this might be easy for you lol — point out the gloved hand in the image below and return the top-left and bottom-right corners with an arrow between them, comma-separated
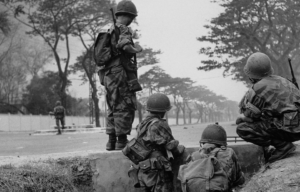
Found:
236,117 -> 254,125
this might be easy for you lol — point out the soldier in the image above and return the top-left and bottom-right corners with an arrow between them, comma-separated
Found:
53,101 -> 65,135
236,52 -> 300,163
125,93 -> 185,192
179,124 -> 245,192
104,0 -> 143,151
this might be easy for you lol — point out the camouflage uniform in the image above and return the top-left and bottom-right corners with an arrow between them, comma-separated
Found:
103,23 -> 137,136
237,75 -> 300,146
136,113 -> 175,192
187,143 -> 245,191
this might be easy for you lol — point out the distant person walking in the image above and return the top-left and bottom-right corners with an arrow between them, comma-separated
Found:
52,101 -> 65,135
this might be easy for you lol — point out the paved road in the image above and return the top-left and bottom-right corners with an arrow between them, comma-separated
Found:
0,121 -> 239,157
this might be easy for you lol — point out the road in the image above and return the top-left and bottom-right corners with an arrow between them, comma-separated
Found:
0,121 -> 240,157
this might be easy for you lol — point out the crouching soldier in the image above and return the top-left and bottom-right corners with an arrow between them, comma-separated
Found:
178,123 -> 245,192
123,93 -> 185,192
236,52 -> 300,164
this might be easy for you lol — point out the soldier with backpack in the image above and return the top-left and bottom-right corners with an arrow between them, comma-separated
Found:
52,101 -> 65,135
94,0 -> 143,151
123,93 -> 185,192
178,123 -> 245,192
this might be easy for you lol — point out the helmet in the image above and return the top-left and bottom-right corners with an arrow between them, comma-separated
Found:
146,93 -> 172,112
56,101 -> 61,106
115,1 -> 138,17
200,124 -> 227,146
244,52 -> 274,79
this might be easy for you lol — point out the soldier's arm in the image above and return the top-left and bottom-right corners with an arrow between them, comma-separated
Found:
116,24 -> 143,53
230,151 -> 245,188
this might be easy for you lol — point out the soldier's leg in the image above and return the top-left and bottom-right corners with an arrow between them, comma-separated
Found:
237,121 -> 296,163
56,119 -> 61,135
115,110 -> 135,150
104,71 -> 120,150
106,109 -> 117,151
236,121 -> 272,146
105,67 -> 137,150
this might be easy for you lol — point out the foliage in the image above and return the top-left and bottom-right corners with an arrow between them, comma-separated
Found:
22,71 -> 88,115
198,0 -> 300,84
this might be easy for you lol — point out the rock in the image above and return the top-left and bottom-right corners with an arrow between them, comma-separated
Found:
183,127 -> 188,129
241,144 -> 300,192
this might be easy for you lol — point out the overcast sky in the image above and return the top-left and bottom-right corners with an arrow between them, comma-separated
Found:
68,0 -> 248,102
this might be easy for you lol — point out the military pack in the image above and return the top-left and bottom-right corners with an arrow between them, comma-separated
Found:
178,148 -> 229,192
122,118 -> 159,164
93,30 -> 113,67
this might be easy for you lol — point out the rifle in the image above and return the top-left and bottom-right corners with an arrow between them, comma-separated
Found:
288,58 -> 299,89
109,8 -> 120,44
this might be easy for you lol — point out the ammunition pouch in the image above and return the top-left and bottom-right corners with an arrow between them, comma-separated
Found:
127,79 -> 143,92
122,138 -> 152,165
282,111 -> 299,127
128,165 -> 140,188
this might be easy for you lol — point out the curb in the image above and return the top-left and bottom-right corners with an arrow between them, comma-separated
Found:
32,127 -> 106,135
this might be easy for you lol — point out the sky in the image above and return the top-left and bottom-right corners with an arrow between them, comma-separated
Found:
68,0 -> 249,102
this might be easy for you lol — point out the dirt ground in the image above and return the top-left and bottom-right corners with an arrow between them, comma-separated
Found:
0,121 -> 241,166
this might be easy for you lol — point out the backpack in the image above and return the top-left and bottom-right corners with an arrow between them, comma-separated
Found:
178,148 -> 229,192
93,30 -> 113,67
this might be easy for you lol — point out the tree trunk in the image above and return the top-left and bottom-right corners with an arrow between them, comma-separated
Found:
92,86 -> 100,127
176,108 -> 180,125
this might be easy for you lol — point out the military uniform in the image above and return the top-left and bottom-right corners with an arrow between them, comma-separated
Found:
237,75 -> 300,147
187,143 -> 245,191
136,113 -> 175,192
103,1 -> 141,150
237,52 -> 300,163
53,103 -> 65,135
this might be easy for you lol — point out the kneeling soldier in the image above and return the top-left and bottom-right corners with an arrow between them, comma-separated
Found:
123,93 -> 185,192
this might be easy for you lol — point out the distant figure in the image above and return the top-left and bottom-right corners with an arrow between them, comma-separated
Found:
237,52 -> 300,163
53,101 -> 65,135
178,124 -> 245,192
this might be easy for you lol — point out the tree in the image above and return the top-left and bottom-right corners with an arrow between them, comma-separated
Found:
139,66 -> 171,94
188,85 -> 214,123
198,0 -> 300,84
8,0 -> 113,107
22,71 -> 82,115
165,77 -> 194,125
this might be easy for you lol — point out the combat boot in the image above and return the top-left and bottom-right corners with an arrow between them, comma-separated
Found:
267,140 -> 296,163
116,135 -> 128,150
106,134 -> 117,151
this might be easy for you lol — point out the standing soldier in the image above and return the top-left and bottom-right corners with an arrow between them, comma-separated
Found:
236,52 -> 300,163
104,0 -> 143,151
123,93 -> 185,192
53,101 -> 65,135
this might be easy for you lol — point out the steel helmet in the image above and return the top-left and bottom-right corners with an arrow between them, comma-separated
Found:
146,93 -> 172,112
115,1 -> 138,17
56,101 -> 61,106
200,123 -> 227,146
244,52 -> 274,79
